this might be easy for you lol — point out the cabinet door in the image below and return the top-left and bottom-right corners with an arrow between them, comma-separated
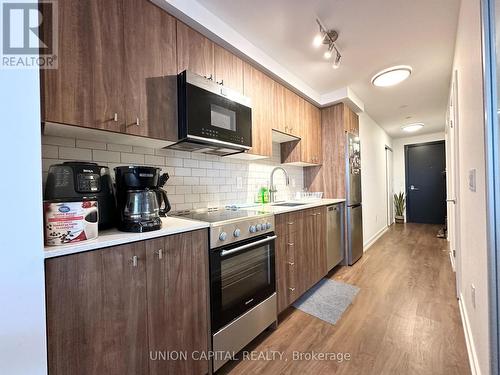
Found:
243,63 -> 273,157
146,230 -> 209,375
214,44 -> 244,92
42,0 -> 125,131
123,0 -> 178,140
177,21 -> 214,78
284,88 -> 300,136
46,242 -> 148,375
343,103 -> 359,135
310,105 -> 322,164
272,82 -> 287,133
313,207 -> 327,281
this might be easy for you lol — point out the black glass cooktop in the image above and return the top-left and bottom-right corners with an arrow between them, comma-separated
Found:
171,208 -> 268,223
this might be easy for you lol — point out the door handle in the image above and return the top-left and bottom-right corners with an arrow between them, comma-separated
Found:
410,185 -> 419,191
220,235 -> 277,257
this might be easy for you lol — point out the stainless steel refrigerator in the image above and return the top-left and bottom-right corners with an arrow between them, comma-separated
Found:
346,133 -> 363,265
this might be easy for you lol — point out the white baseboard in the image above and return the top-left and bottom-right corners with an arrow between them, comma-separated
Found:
449,251 -> 456,272
458,293 -> 481,375
363,225 -> 389,252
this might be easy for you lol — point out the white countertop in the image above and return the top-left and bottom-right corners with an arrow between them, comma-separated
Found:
44,217 -> 209,259
240,198 -> 346,215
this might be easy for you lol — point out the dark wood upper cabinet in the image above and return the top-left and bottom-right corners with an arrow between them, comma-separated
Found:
46,242 -> 149,375
42,0 -> 126,132
214,44 -> 244,92
123,0 -> 178,140
243,62 -> 273,158
176,21 -> 215,77
304,103 -> 358,197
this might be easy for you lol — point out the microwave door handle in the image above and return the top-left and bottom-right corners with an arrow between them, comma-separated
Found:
220,235 -> 277,257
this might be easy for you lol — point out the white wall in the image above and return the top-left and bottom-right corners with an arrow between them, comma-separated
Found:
359,113 -> 393,248
0,7 -> 48,374
392,132 -> 445,219
42,139 -> 304,210
452,0 -> 490,373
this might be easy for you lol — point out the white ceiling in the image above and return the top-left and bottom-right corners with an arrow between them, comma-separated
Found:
195,0 -> 460,138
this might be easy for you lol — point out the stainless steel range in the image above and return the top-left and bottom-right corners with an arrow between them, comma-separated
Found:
171,208 -> 277,372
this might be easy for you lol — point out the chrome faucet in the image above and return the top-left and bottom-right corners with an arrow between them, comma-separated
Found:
269,167 -> 290,203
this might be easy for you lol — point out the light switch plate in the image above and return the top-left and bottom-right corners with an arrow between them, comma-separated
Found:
468,169 -> 476,192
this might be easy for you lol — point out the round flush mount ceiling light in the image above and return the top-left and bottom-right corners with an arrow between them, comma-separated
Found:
372,65 -> 412,87
401,123 -> 424,133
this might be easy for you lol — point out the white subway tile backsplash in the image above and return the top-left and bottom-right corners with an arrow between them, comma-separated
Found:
42,145 -> 58,159
92,150 -> 120,163
183,177 -> 200,185
174,167 -> 191,177
191,168 -> 207,177
175,186 -> 192,195
132,146 -> 155,155
108,143 -> 133,152
59,147 -> 92,160
183,159 -> 199,168
121,152 -> 144,164
76,139 -> 107,150
145,154 -> 165,166
42,135 -> 75,147
185,194 -> 200,203
41,138 -> 304,211
166,157 -> 183,167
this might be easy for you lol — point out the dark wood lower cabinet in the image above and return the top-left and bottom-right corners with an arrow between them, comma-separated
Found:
45,229 -> 209,375
275,207 -> 327,314
146,230 -> 208,375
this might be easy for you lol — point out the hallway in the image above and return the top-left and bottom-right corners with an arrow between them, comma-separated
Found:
222,224 -> 470,375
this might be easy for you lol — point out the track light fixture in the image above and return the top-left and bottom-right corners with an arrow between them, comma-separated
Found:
313,18 -> 342,69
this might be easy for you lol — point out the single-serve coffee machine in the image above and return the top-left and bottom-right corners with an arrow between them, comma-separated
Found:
114,166 -> 171,232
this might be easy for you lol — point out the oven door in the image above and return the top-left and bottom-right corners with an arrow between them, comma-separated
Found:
179,71 -> 252,148
210,234 -> 276,332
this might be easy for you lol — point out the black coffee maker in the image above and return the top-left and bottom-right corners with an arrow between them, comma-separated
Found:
114,166 -> 171,232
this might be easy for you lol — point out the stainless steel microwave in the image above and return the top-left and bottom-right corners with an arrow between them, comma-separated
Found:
168,70 -> 252,156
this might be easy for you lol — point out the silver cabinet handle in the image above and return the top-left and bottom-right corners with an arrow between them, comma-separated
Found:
287,242 -> 295,246
156,249 -> 163,260
204,74 -> 213,81
221,235 -> 277,257
136,117 -> 140,126
287,222 -> 295,225
131,255 -> 138,267
410,185 -> 419,191
288,287 -> 296,292
216,79 -> 224,85
288,262 -> 295,266
113,113 -> 118,122
316,212 -> 322,216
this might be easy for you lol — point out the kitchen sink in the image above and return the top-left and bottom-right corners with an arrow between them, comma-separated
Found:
272,202 -> 308,207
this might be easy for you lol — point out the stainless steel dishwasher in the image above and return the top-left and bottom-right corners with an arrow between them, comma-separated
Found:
326,203 -> 345,271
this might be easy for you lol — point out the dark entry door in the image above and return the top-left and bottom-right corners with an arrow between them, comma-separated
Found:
405,141 -> 446,224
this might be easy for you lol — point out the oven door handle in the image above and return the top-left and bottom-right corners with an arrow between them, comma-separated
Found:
220,235 -> 277,257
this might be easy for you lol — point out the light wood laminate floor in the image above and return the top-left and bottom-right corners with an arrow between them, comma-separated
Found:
221,223 -> 470,375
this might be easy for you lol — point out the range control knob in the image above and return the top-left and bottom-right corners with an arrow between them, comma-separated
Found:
233,228 -> 241,237
219,232 -> 227,241
249,225 -> 257,233
256,224 -> 262,232
266,222 -> 272,230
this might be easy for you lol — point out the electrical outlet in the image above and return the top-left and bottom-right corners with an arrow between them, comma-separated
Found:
236,177 -> 243,189
471,284 -> 476,309
469,169 -> 476,192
